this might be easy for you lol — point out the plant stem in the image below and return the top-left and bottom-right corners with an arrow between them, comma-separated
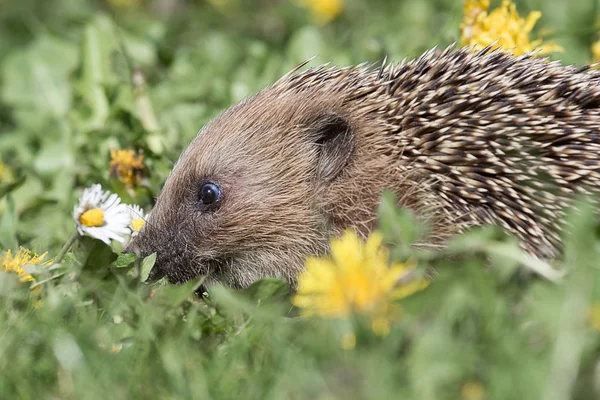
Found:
133,69 -> 160,132
55,232 -> 79,263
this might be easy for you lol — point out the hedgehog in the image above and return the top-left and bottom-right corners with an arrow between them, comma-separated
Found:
128,45 -> 600,289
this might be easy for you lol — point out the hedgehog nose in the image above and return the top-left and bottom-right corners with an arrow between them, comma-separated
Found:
124,240 -> 167,282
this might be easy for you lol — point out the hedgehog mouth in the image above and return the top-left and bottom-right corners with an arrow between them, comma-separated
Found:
146,255 -> 224,287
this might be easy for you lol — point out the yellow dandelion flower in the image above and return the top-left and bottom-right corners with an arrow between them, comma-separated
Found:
462,0 -> 490,25
109,149 -> 145,188
292,230 -> 429,335
460,0 -> 563,56
297,0 -> 344,25
592,40 -> 600,63
1,247 -> 52,282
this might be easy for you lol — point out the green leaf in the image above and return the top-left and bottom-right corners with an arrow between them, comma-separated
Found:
541,198 -> 600,400
146,133 -> 166,155
33,140 -> 76,178
1,35 -> 78,117
76,237 -> 118,272
377,190 -> 426,256
150,278 -> 203,307
0,272 -> 22,300
0,175 -> 25,201
239,278 -> 290,304
0,196 -> 18,250
447,227 -> 564,282
140,252 -> 156,282
80,19 -> 112,129
110,252 -> 137,268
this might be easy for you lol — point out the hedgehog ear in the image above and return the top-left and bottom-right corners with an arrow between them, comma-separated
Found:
310,112 -> 355,181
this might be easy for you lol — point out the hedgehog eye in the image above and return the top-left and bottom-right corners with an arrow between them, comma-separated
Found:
199,182 -> 221,206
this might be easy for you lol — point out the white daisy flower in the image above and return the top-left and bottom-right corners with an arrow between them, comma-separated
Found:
73,184 -> 132,244
127,204 -> 150,236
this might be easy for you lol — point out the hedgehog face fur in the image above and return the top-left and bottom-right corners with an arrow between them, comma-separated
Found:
128,46 -> 600,289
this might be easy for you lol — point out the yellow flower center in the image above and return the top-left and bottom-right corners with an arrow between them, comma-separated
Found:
80,208 -> 105,227
131,218 -> 145,232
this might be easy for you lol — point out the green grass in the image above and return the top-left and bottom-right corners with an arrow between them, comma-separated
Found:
1,0 -> 600,398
